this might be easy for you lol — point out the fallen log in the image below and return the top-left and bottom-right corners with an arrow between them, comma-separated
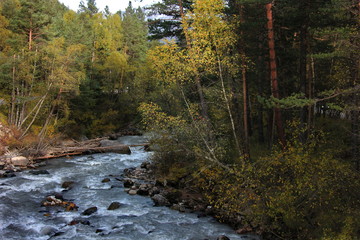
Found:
32,144 -> 132,161
31,143 -> 150,161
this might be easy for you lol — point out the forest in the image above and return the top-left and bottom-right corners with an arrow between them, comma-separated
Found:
0,0 -> 359,239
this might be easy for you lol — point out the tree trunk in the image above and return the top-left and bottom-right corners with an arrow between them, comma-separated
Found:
299,0 -> 310,142
178,0 -> 209,120
239,5 -> 250,158
266,2 -> 286,147
9,54 -> 16,125
257,41 -> 266,144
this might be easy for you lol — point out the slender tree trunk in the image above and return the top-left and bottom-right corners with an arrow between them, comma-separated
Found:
266,2 -> 286,147
299,0 -> 310,142
257,41 -> 265,143
9,54 -> 16,125
178,0 -> 209,120
239,5 -> 250,158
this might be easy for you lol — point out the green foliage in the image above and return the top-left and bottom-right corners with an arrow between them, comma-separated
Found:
198,122 -> 360,239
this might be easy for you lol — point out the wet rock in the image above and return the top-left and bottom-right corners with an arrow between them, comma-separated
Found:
217,235 -> 230,240
171,204 -> 186,212
11,156 -> 29,167
1,170 -> 16,178
137,184 -> 150,196
107,202 -> 121,210
123,179 -> 134,188
29,170 -> 50,175
82,207 -> 98,216
61,181 -> 74,189
96,229 -> 104,233
53,232 -> 65,237
42,194 -> 78,211
128,189 -> 138,195
54,193 -> 64,201
101,178 -> 110,183
149,186 -> 160,196
151,194 -> 170,206
69,218 -> 90,226
0,162 -> 5,170
140,161 -> 151,169
40,226 -> 58,236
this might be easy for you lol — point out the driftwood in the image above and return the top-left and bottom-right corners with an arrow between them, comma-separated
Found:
31,143 -> 149,161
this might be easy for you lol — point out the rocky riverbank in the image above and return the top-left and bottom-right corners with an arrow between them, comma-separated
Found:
0,129 -> 142,178
122,161 -> 256,237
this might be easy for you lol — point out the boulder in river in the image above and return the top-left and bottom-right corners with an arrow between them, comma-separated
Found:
217,235 -> 230,240
107,202 -> 121,210
137,184 -> 150,196
82,206 -> 98,216
61,181 -> 75,189
123,179 -> 134,188
101,178 -> 110,183
128,189 -> 138,195
151,194 -> 170,206
29,170 -> 50,175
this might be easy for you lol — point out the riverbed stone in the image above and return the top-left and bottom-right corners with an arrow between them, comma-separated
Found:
137,184 -> 150,196
123,179 -> 134,188
11,156 -> 29,167
107,202 -> 121,210
61,181 -> 75,189
101,178 -> 110,183
217,235 -> 230,240
82,207 -> 98,216
29,170 -> 50,175
128,189 -> 138,195
151,194 -> 170,206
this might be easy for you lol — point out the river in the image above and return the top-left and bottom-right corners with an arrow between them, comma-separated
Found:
0,136 -> 259,240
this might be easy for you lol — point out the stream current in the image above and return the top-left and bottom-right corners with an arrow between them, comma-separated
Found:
0,136 -> 259,240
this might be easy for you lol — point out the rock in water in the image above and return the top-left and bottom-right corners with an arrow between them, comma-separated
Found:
29,170 -> 50,175
82,207 -> 98,216
101,178 -> 110,183
217,236 -> 230,240
151,194 -> 170,206
123,179 -> 134,188
61,181 -> 75,189
128,189 -> 138,195
107,202 -> 121,210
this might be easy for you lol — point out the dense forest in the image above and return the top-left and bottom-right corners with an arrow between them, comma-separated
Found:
0,0 -> 359,239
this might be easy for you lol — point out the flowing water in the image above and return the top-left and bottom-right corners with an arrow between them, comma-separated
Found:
0,136 -> 259,240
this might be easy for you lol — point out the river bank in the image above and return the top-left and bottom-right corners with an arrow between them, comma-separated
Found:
0,128 -> 142,178
0,135 -> 256,240
121,161 -> 258,237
